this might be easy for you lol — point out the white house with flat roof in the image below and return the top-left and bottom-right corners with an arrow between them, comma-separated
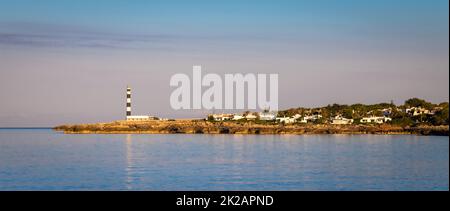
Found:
360,116 -> 392,124
301,114 -> 322,123
259,111 -> 277,121
276,116 -> 296,124
331,115 -> 354,125
209,114 -> 233,121
245,113 -> 258,120
232,114 -> 244,120
406,107 -> 431,116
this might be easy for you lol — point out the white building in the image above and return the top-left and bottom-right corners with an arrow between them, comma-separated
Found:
126,115 -> 156,121
276,116 -> 296,124
360,116 -> 392,124
210,114 -> 233,121
302,114 -> 323,123
245,113 -> 258,120
232,114 -> 244,121
259,111 -> 277,121
331,115 -> 354,125
406,107 -> 431,116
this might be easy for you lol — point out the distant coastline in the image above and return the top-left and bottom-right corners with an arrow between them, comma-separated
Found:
54,120 -> 449,136
0,127 -> 53,130
56,97 -> 449,136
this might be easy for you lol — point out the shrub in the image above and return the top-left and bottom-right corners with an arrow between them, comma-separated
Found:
219,127 -> 230,134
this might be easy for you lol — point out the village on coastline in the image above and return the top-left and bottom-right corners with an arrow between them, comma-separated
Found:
124,85 -> 447,127
205,99 -> 448,127
125,101 -> 446,126
55,87 -> 449,135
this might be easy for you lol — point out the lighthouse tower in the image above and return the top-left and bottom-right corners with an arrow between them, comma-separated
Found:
125,86 -> 153,121
126,86 -> 131,118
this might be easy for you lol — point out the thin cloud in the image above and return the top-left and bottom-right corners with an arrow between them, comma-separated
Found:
0,22 -> 177,50
0,21 -> 273,50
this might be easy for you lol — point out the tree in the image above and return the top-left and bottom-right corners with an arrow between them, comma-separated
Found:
405,98 -> 432,109
372,110 -> 384,117
343,109 -> 353,119
391,110 -> 414,126
392,116 -> 415,126
431,106 -> 449,125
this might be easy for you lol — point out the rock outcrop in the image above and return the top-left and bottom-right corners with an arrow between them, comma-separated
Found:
54,120 -> 449,136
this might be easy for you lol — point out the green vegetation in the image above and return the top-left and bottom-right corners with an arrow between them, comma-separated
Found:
405,98 -> 433,109
55,98 -> 447,137
277,98 -> 448,126
55,98 -> 449,136
205,98 -> 448,127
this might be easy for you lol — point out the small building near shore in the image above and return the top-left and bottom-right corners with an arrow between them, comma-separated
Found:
126,115 -> 157,121
210,114 -> 233,121
232,114 -> 244,120
360,116 -> 392,124
301,114 -> 323,123
245,113 -> 258,120
406,107 -> 432,116
276,116 -> 296,124
259,111 -> 277,121
331,115 -> 354,125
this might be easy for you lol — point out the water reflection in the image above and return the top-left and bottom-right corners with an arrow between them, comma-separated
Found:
118,134 -> 449,190
125,134 -> 132,190
3,130 -> 445,190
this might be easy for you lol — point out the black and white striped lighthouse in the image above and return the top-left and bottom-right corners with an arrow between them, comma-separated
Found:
126,86 -> 131,118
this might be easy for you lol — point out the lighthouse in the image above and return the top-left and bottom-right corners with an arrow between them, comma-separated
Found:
125,86 -> 154,121
126,86 -> 132,117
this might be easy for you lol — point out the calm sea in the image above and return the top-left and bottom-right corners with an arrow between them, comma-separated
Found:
0,129 -> 448,191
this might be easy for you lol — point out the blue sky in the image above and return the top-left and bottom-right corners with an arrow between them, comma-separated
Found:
0,0 -> 448,126
2,0 -> 448,40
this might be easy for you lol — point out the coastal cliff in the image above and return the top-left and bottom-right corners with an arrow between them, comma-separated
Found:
54,120 -> 449,136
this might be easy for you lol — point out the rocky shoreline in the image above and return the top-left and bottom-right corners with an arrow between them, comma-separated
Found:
54,120 -> 449,136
